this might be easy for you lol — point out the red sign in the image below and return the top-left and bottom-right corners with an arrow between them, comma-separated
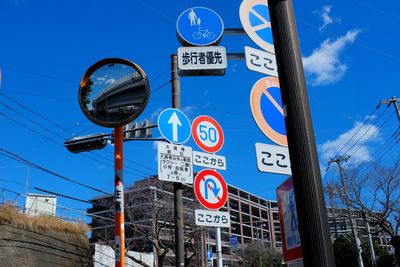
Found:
192,115 -> 224,153
194,169 -> 228,210
276,177 -> 303,263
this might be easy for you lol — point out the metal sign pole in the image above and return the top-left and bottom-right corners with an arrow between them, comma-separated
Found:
216,227 -> 222,267
114,126 -> 125,267
268,0 -> 335,265
171,54 -> 185,267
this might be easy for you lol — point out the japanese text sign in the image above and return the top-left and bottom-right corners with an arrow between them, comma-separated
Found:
158,142 -> 193,184
245,46 -> 278,77
255,143 -> 291,175
195,209 -> 231,227
193,150 -> 226,170
178,46 -> 227,70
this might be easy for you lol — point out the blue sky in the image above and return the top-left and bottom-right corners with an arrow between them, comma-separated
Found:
0,0 -> 399,218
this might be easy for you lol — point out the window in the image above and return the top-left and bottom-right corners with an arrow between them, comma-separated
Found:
251,206 -> 260,217
241,203 -> 250,214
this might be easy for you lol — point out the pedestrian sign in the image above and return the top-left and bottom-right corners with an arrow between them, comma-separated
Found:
207,249 -> 213,260
250,77 -> 288,147
277,177 -> 302,262
192,115 -> 224,153
176,7 -> 224,46
194,169 -> 228,210
230,236 -> 238,250
158,108 -> 191,144
239,0 -> 275,54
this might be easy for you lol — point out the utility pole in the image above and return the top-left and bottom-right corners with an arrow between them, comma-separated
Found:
379,96 -> 400,123
329,155 -> 364,267
114,126 -> 125,267
171,54 -> 185,267
268,0 -> 335,265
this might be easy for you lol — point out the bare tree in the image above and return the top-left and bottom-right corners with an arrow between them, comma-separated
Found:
336,158 -> 400,265
91,177 -> 200,267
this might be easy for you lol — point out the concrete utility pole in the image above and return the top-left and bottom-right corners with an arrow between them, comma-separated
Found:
329,155 -> 364,267
379,96 -> 400,123
171,54 -> 185,267
268,0 -> 335,265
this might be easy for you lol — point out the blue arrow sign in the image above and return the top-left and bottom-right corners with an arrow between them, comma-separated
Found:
176,7 -> 224,46
204,178 -> 220,199
158,108 -> 191,144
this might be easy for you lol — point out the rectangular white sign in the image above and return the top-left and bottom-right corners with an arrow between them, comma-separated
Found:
195,209 -> 231,228
192,151 -> 226,170
255,143 -> 291,175
158,142 -> 193,184
245,46 -> 278,77
178,46 -> 227,70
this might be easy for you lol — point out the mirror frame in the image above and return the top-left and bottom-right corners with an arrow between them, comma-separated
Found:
78,58 -> 150,128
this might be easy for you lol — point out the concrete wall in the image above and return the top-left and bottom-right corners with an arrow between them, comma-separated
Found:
93,243 -> 154,267
0,223 -> 92,266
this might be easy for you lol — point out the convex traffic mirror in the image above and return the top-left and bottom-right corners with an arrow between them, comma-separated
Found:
78,58 -> 150,127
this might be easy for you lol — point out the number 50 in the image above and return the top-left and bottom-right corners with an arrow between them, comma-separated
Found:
199,124 -> 217,142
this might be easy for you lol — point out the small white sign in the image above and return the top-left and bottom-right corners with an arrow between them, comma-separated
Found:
178,46 -> 227,70
195,209 -> 231,228
255,143 -> 291,175
193,150 -> 226,170
158,142 -> 193,184
245,46 -> 278,77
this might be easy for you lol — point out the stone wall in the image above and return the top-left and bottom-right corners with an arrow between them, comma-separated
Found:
0,223 -> 92,266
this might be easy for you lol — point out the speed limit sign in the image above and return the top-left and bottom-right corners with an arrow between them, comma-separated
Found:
192,115 -> 224,153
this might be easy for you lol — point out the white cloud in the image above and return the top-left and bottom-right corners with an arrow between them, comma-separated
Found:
314,5 -> 341,31
302,29 -> 361,86
105,78 -> 116,84
319,121 -> 380,165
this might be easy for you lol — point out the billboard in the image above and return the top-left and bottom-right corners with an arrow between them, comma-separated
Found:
24,194 -> 57,216
277,177 -> 302,263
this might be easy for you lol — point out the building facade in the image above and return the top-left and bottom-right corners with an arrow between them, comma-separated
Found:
88,176 -> 282,266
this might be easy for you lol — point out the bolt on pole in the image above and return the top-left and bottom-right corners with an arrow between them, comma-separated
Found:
268,0 -> 336,265
114,126 -> 125,267
171,54 -> 185,267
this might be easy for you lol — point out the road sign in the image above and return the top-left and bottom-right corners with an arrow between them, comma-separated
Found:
230,236 -> 238,250
158,108 -> 191,144
176,7 -> 224,46
193,150 -> 226,170
206,250 -> 213,260
194,169 -> 228,210
178,46 -> 227,76
157,142 -> 193,184
245,46 -> 278,77
250,77 -> 288,146
255,143 -> 291,175
192,115 -> 224,153
195,209 -> 231,227
277,177 -> 303,263
239,0 -> 274,54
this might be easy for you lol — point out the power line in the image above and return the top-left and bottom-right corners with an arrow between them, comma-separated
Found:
334,106 -> 385,158
0,92 -> 75,134
348,111 -> 395,159
0,148 -> 111,196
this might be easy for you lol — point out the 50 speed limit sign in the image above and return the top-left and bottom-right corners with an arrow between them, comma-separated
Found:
192,115 -> 224,153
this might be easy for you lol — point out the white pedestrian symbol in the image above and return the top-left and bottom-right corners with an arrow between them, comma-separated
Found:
189,9 -> 198,26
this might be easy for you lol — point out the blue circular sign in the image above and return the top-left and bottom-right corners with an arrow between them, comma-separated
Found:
158,108 -> 191,144
176,7 -> 224,46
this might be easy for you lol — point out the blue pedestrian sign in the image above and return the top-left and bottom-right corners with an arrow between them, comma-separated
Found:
206,250 -> 213,260
176,7 -> 224,46
230,235 -> 239,250
158,108 -> 191,144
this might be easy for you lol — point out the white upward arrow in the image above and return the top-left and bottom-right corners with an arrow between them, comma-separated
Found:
168,112 -> 182,142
